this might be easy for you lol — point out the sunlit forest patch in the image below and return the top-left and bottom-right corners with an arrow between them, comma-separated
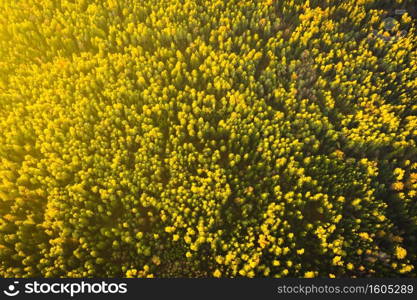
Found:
0,0 -> 416,278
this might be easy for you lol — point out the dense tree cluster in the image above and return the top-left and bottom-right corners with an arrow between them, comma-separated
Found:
0,0 -> 416,277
